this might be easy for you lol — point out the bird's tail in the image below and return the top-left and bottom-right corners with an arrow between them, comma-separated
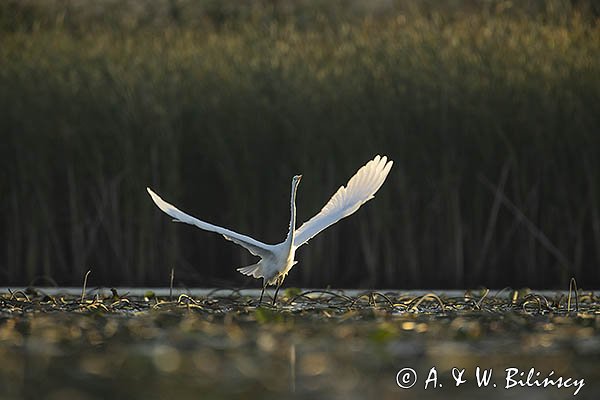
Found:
237,262 -> 263,279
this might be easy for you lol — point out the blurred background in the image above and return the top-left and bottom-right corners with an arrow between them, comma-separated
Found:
0,0 -> 598,289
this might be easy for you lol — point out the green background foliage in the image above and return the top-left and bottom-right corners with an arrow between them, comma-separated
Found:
0,0 -> 599,288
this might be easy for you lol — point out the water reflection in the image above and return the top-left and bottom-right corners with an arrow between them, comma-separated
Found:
0,289 -> 598,399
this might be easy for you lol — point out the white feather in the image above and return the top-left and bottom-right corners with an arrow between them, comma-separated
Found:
294,155 -> 393,247
147,155 -> 393,293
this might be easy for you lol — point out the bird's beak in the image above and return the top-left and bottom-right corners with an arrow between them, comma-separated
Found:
298,175 -> 302,182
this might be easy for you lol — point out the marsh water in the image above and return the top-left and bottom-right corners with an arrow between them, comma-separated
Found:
0,288 -> 598,399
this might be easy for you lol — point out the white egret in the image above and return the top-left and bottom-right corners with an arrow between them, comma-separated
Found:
147,155 -> 393,304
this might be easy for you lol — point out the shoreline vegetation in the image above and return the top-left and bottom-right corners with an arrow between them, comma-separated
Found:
0,287 -> 598,398
0,0 -> 599,288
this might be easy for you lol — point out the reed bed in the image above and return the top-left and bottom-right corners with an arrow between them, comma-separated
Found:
0,0 -> 599,288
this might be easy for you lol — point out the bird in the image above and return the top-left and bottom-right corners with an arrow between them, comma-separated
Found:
147,155 -> 393,305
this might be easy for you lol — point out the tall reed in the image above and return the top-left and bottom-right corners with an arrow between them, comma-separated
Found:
0,0 -> 598,288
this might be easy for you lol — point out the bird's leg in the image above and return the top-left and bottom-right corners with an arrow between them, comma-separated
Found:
272,284 -> 281,306
258,280 -> 266,305
272,276 -> 284,306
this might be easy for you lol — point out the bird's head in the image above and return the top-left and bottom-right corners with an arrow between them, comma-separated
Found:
293,174 -> 302,185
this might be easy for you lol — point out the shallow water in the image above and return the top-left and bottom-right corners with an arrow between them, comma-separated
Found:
0,288 -> 598,399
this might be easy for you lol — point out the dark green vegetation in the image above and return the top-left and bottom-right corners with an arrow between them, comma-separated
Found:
0,0 -> 599,287
0,288 -> 599,399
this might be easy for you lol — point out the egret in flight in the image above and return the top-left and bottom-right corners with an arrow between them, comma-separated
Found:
147,155 -> 393,305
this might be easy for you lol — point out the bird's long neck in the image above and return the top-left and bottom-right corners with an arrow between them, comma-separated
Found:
285,180 -> 299,246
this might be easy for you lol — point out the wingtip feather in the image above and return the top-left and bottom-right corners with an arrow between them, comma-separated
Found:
147,187 -> 159,200
146,187 -> 174,216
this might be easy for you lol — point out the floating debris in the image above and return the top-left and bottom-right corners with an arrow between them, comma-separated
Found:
0,288 -> 598,399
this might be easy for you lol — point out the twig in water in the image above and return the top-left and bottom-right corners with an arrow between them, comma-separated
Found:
568,277 -> 579,313
522,294 -> 550,314
475,288 -> 490,309
288,290 -> 353,305
409,293 -> 445,312
81,269 -> 92,303
7,288 -> 30,302
170,268 -> 175,302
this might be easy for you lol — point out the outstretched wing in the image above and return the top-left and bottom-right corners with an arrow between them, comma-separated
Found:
147,188 -> 274,258
293,155 -> 393,248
